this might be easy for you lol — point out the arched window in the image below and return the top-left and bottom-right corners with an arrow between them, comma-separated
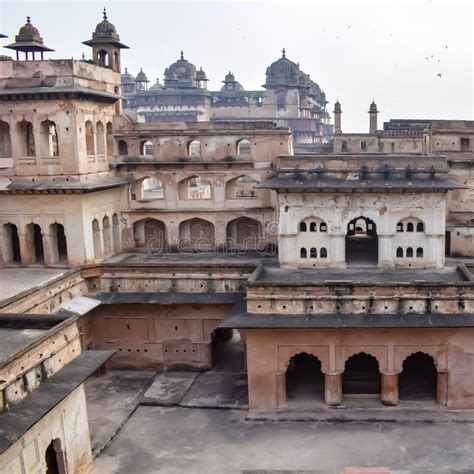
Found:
406,247 -> 414,258
396,222 -> 403,232
140,140 -> 153,156
97,50 -> 108,67
179,176 -> 212,200
396,247 -> 403,257
416,247 -> 424,258
0,121 -> 12,158
300,248 -> 307,259
102,216 -> 112,256
225,176 -> 258,199
361,141 -> 367,150
237,139 -> 251,155
2,223 -> 20,264
106,122 -> 114,155
299,222 -> 307,232
118,139 -> 128,156
310,247 -> 317,258
142,177 -> 163,199
96,121 -> 105,155
17,120 -> 35,156
416,222 -> 424,232
92,219 -> 101,259
188,140 -> 202,157
25,223 -> 44,264
85,120 -> 95,155
341,141 -> 348,152
406,222 -> 414,232
320,247 -> 327,258
112,213 -> 121,253
49,223 -> 68,264
320,222 -> 327,232
309,222 -> 317,232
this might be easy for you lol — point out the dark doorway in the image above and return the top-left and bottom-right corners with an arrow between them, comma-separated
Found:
345,217 -> 378,266
33,224 -> 44,263
445,231 -> 451,256
399,352 -> 437,400
286,353 -> 324,402
56,224 -> 68,263
211,328 -> 245,373
4,223 -> 21,263
343,353 -> 381,394
45,440 -> 59,474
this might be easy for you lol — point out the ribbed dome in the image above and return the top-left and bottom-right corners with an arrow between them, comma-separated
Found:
136,68 -> 149,82
17,17 -> 41,41
92,8 -> 119,40
164,51 -> 199,88
121,67 -> 136,85
264,49 -> 304,89
82,8 -> 128,49
5,16 -> 54,54
196,67 -> 208,81
221,71 -> 244,92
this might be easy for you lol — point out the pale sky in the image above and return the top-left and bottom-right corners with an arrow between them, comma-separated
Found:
1,0 -> 473,131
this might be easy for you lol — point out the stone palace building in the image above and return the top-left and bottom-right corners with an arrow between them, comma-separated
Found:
0,11 -> 473,474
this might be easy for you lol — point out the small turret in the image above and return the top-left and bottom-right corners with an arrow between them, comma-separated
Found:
369,100 -> 379,134
83,8 -> 129,72
5,17 -> 54,60
333,99 -> 342,134
136,68 -> 150,91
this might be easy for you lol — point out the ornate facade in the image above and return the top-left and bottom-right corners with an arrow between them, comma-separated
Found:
0,11 -> 474,474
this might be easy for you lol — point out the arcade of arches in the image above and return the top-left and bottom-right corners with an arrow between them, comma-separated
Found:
281,350 -> 440,408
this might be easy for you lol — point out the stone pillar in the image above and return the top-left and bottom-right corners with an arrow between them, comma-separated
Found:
324,373 -> 342,406
42,232 -> 53,266
437,371 -> 448,406
19,232 -> 32,265
381,373 -> 399,406
330,234 -> 346,269
377,235 -> 394,269
167,221 -> 179,253
214,218 -> 226,252
276,371 -> 286,407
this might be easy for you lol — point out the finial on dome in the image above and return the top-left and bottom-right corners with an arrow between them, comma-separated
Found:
103,7 -> 107,21
282,48 -> 286,58
26,16 -> 31,24
180,50 -> 184,60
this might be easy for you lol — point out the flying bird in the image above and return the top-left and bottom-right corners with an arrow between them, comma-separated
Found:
437,73 -> 443,78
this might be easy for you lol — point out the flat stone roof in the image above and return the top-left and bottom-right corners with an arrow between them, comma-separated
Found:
0,268 -> 66,305
221,312 -> 474,329
106,252 -> 277,267
0,350 -> 115,455
0,328 -> 46,365
253,266 -> 467,285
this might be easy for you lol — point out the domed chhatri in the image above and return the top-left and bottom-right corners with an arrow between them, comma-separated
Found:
83,8 -> 129,72
136,68 -> 149,83
164,51 -> 207,89
221,71 -> 245,92
264,48 -> 301,88
5,16 -> 54,60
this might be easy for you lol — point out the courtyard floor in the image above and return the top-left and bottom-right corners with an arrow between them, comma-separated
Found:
92,405 -> 474,474
88,336 -> 474,474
